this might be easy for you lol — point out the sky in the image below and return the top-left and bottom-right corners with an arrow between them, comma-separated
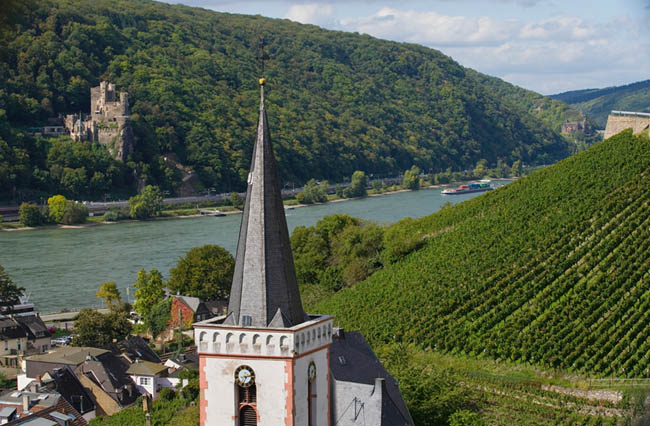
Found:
167,0 -> 650,95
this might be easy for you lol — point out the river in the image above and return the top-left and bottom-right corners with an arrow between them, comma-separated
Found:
0,181 -> 511,313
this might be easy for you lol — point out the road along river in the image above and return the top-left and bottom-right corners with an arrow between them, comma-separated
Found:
0,181 -> 511,312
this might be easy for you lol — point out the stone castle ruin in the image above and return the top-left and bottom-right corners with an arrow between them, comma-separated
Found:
604,110 -> 650,139
64,81 -> 134,161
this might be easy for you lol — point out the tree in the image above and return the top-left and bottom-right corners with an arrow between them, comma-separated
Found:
343,171 -> 367,198
495,159 -> 509,178
129,185 -> 163,219
62,201 -> 88,224
473,159 -> 488,177
73,307 -> 132,347
133,269 -> 165,318
145,298 -> 172,337
0,266 -> 24,313
48,195 -> 67,223
511,160 -> 523,177
97,281 -> 122,306
230,192 -> 244,210
167,245 -> 234,300
402,165 -> 421,190
18,203 -> 42,227
296,179 -> 328,204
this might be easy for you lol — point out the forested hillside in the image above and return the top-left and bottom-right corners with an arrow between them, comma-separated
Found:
551,80 -> 650,127
316,130 -> 650,378
0,0 -> 571,201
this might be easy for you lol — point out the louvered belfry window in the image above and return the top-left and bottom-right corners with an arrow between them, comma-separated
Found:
240,405 -> 257,426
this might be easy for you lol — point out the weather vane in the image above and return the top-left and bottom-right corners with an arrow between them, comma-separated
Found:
257,34 -> 268,86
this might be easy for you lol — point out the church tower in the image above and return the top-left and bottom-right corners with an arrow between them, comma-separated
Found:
194,79 -> 333,426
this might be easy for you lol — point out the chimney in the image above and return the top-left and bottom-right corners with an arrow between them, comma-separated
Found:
372,378 -> 386,398
22,394 -> 29,412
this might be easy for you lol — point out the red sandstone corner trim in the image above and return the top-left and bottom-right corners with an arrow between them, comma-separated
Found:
285,360 -> 294,426
326,348 -> 331,426
199,356 -> 208,426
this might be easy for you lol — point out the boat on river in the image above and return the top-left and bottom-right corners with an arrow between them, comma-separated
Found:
442,180 -> 493,195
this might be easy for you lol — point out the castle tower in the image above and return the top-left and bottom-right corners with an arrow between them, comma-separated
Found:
194,79 -> 333,426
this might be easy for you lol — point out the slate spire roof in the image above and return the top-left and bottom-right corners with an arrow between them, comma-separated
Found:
225,80 -> 307,328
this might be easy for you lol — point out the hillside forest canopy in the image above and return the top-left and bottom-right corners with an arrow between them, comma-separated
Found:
0,0 -> 583,202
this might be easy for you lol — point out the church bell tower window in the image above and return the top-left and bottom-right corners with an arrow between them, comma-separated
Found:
308,361 -> 317,426
235,365 -> 257,426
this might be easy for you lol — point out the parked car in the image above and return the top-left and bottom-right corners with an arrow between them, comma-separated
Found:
51,335 -> 73,346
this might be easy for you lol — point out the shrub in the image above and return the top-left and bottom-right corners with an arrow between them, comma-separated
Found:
230,192 -> 244,210
159,387 -> 176,402
297,179 -> 328,204
47,195 -> 67,223
62,201 -> 88,224
18,203 -> 42,226
103,209 -> 120,221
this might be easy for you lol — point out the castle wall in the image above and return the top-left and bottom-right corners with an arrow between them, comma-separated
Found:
604,114 -> 650,139
64,81 -> 133,161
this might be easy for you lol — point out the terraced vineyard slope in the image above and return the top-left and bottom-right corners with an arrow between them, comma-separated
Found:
317,130 -> 650,378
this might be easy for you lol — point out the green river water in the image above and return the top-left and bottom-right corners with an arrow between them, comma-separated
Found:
0,181 -> 511,312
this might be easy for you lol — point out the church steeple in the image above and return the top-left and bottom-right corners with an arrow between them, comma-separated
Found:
225,79 -> 307,328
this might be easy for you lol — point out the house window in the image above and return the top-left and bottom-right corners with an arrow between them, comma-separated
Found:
42,345 -> 48,353
139,377 -> 151,386
17,341 -> 21,350
4,341 -> 7,351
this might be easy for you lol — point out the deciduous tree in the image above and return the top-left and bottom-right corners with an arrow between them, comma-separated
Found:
133,269 -> 165,318
96,281 -> 122,306
167,245 -> 234,300
0,266 -> 24,313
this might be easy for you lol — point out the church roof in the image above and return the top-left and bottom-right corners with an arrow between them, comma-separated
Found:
330,330 -> 414,426
225,82 -> 306,328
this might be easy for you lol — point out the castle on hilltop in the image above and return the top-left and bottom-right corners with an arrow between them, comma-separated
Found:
64,81 -> 134,161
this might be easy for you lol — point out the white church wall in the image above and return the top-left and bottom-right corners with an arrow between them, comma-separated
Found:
331,380 -> 382,426
201,356 -> 291,426
293,347 -> 330,426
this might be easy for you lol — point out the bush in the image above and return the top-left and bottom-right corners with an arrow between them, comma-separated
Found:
449,410 -> 485,426
297,179 -> 328,204
61,201 -> 88,225
47,195 -> 67,223
158,387 -> 176,402
18,203 -> 42,226
102,209 -> 120,221
230,192 -> 244,210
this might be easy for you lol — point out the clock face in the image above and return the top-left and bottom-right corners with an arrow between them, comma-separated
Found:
235,365 -> 255,388
308,361 -> 316,382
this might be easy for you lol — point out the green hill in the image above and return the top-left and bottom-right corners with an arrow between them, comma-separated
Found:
0,0 -> 572,201
551,80 -> 650,128
316,130 -> 650,378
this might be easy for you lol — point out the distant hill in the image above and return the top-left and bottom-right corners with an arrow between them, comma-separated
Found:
317,130 -> 650,377
551,80 -> 650,128
0,0 -> 572,201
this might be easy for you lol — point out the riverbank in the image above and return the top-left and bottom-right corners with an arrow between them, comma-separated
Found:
1,178 -> 516,232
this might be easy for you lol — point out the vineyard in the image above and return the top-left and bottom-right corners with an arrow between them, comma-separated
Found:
316,130 -> 650,378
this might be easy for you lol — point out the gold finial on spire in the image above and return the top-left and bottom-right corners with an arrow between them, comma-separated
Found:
257,34 -> 268,86
259,77 -> 266,86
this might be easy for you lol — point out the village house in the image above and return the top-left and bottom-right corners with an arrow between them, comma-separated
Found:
170,296 -> 227,328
